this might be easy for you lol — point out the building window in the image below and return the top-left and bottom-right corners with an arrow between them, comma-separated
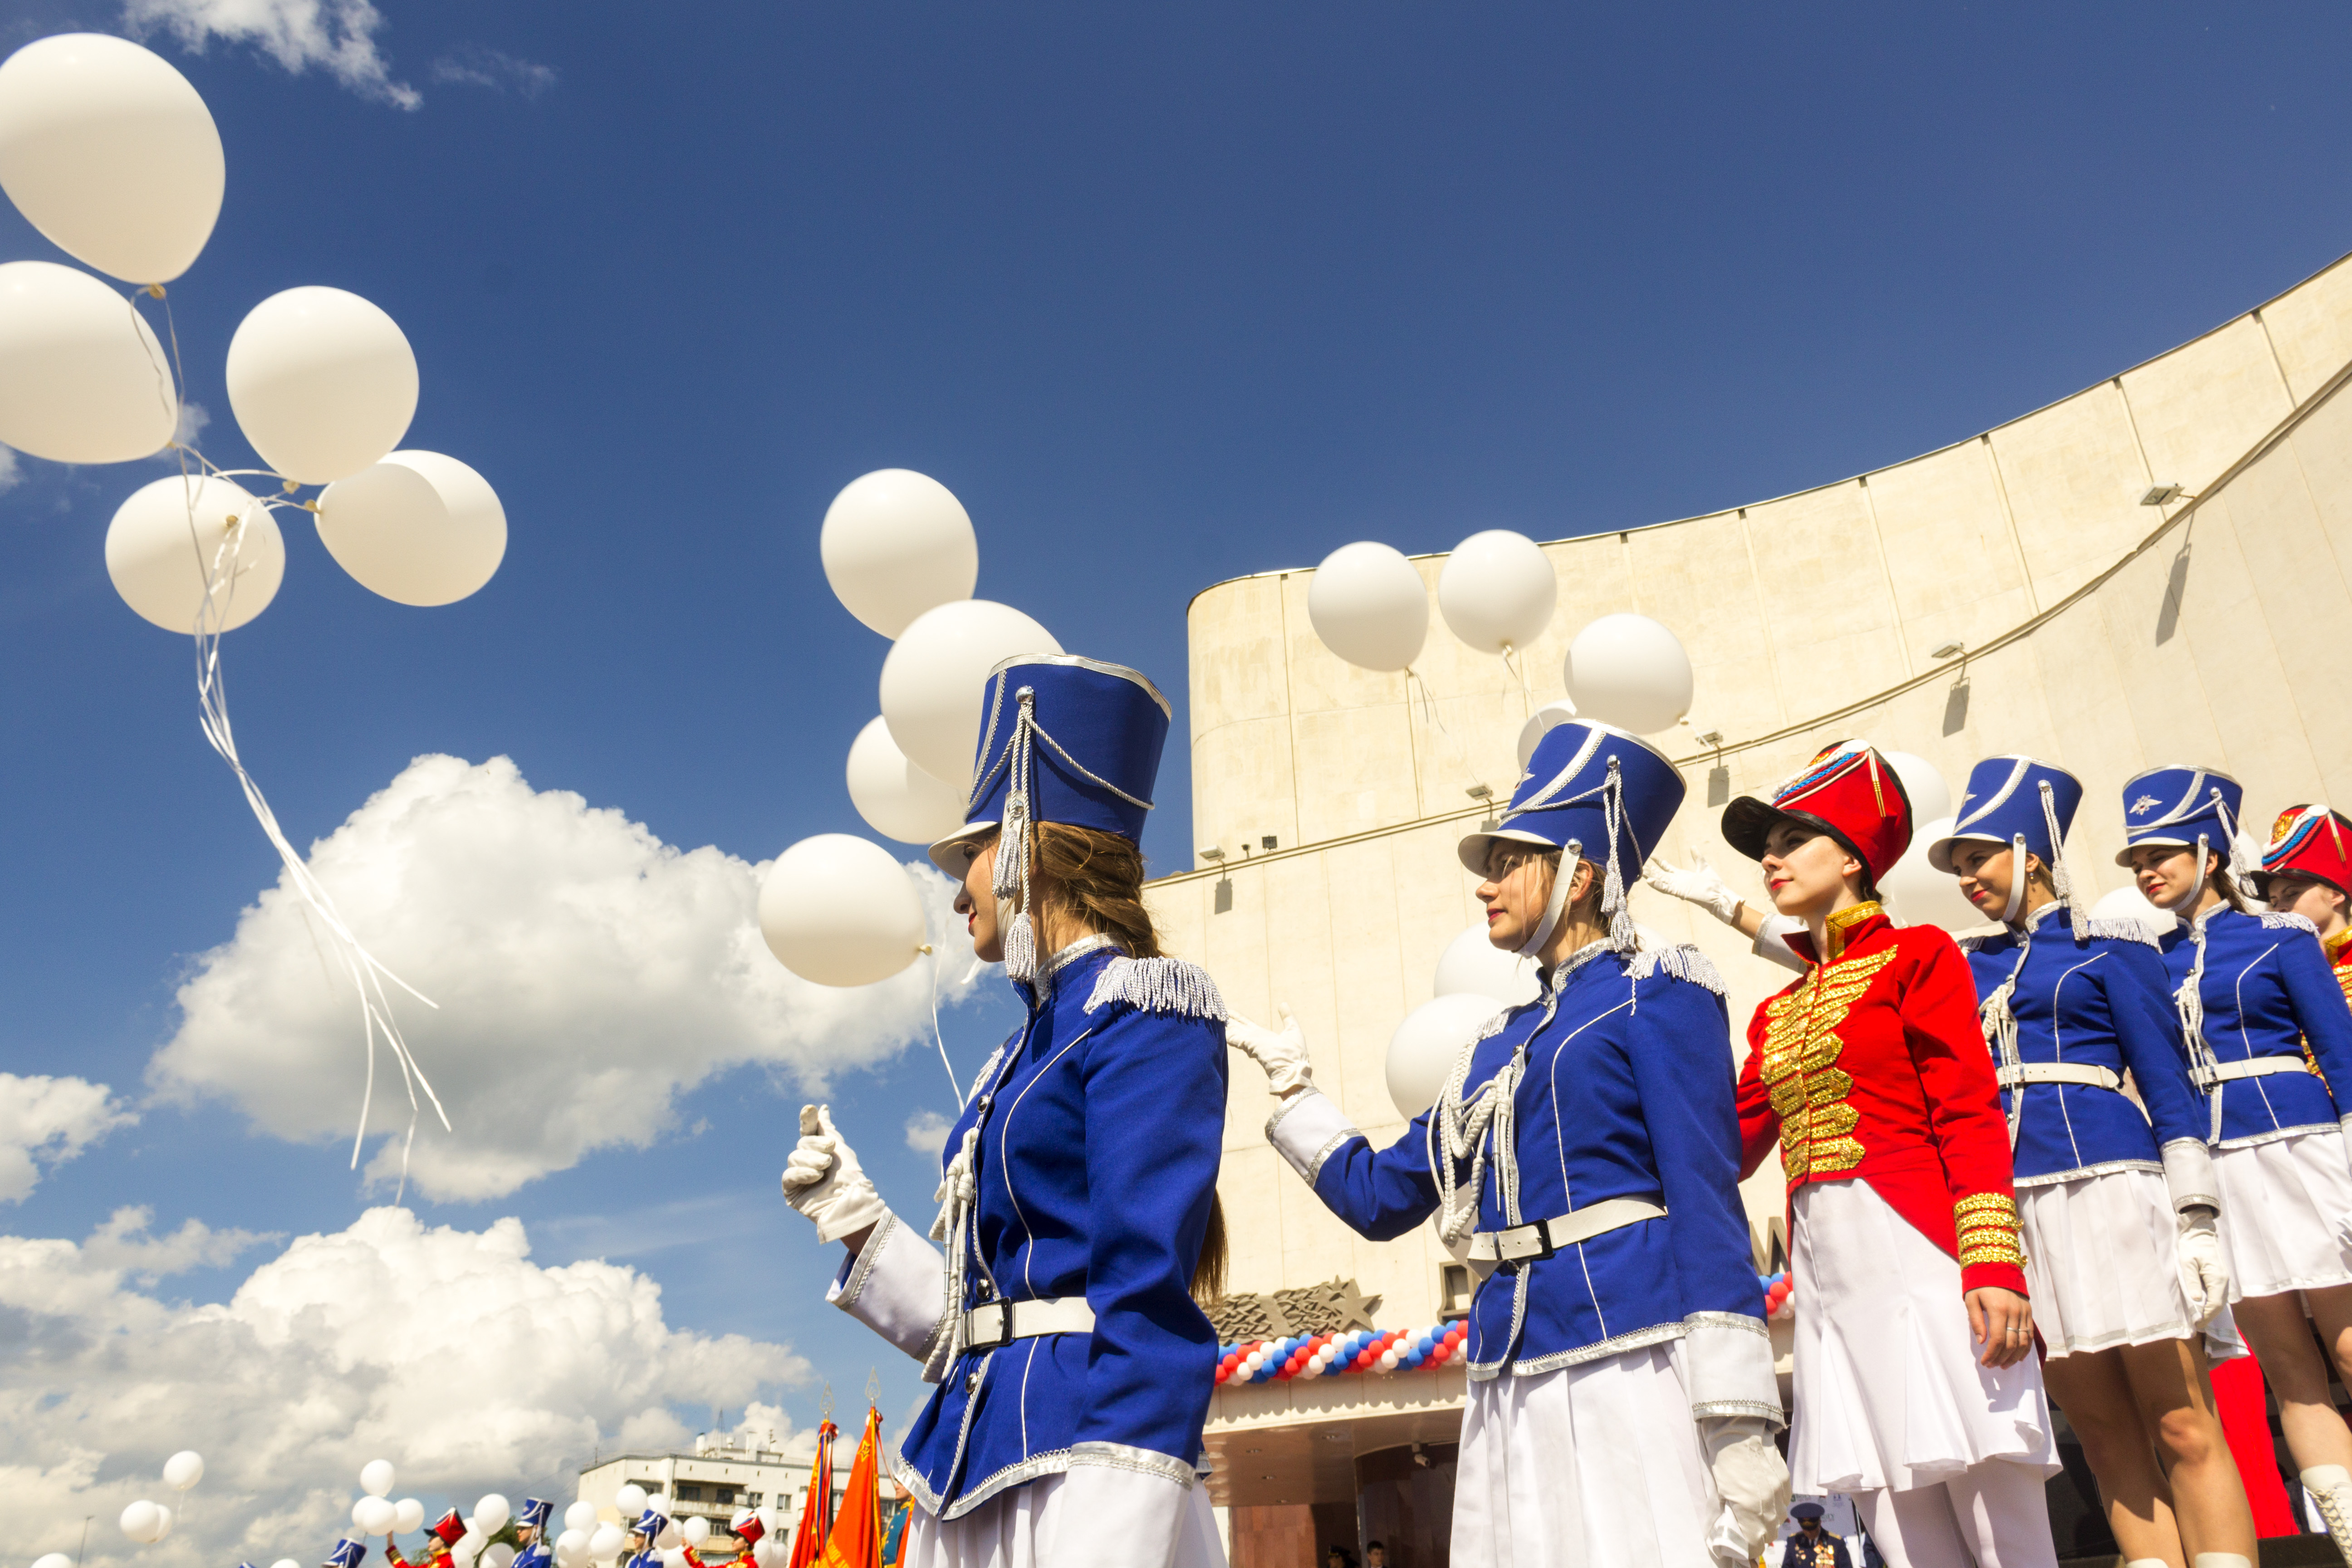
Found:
714,1489 -> 736,1507
1439,1263 -> 1473,1322
676,1486 -> 705,1502
744,1494 -> 762,1508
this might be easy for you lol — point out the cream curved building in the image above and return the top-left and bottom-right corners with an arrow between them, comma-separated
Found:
1147,250 -> 2352,1564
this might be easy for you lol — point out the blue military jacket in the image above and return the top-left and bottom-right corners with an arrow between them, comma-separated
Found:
1961,905 -> 2205,1184
872,936 -> 1227,1519
1276,941 -> 1772,1401
2161,906 -> 2352,1145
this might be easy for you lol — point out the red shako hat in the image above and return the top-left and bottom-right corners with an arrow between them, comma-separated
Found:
428,1513 -> 468,1549
729,1512 -> 764,1548
2259,804 -> 2352,898
1722,739 -> 1914,886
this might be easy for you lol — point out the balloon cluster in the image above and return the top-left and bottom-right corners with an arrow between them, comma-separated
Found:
758,470 -> 1058,993
1760,1270 -> 1794,1321
1381,924 -> 1540,1119
1303,532 -> 1696,738
113,1450 -> 203,1548
1214,1322 -> 1469,1384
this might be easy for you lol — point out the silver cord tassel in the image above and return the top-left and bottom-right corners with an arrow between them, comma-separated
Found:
2039,780 -> 2087,941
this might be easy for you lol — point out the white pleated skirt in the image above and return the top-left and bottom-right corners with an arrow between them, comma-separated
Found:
2214,1130 -> 2352,1300
1452,1340 -> 1741,1568
1788,1178 -> 2057,1495
2019,1166 -> 2240,1361
897,1472 -> 1227,1568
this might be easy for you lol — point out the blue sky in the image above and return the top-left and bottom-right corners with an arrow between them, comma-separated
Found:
6,0 -> 2352,1506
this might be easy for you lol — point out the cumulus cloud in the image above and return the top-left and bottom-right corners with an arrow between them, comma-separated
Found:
430,44 -> 557,99
903,1110 -> 951,1157
150,754 -> 985,1202
0,1074 -> 135,1202
122,0 -> 421,109
0,1205 -> 806,1566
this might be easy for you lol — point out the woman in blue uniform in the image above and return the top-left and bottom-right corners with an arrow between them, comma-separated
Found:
1930,755 -> 2252,1568
779,655 -> 1229,1568
1226,720 -> 1788,1567
2120,764 -> 2352,1550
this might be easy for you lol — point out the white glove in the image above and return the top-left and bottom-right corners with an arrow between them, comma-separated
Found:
1699,1415 -> 1790,1567
2177,1206 -> 2231,1327
1643,854 -> 1745,927
1226,1005 -> 1313,1096
781,1104 -> 887,1245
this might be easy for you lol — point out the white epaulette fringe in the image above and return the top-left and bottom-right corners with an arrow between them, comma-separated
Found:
2263,911 -> 2320,934
1083,956 -> 1228,1020
2083,916 -> 2164,949
1625,942 -> 1727,995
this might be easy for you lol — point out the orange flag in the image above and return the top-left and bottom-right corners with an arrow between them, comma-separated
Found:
786,1419 -> 838,1568
818,1405 -> 884,1568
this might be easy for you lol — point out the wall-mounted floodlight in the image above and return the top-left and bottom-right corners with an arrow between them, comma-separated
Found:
1197,845 -> 1225,863
1465,783 -> 1493,802
2141,485 -> 2185,506
1930,641 -> 1965,661
1694,730 -> 1724,748
1261,835 -> 1279,850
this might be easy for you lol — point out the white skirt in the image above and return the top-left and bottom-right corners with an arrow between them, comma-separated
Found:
2019,1166 -> 2241,1361
2214,1130 -> 2352,1300
1452,1340 -> 1741,1568
1789,1178 -> 2057,1495
897,1472 -> 1227,1568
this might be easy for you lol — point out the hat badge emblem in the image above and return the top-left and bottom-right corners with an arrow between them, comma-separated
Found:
2128,794 -> 2161,816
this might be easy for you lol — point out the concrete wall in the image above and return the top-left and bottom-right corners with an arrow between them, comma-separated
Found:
1157,249 -> 2352,1399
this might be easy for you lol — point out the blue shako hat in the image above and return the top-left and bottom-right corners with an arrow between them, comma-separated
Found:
1457,719 -> 1686,957
515,1500 -> 554,1535
631,1509 -> 669,1542
926,654 -> 1172,984
323,1542 -> 367,1568
1929,755 -> 2088,931
2115,764 -> 2257,894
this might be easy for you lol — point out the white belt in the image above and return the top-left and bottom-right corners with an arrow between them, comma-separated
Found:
1468,1196 -> 1666,1266
1996,1062 -> 2121,1091
962,1296 -> 1095,1352
2191,1055 -> 2314,1090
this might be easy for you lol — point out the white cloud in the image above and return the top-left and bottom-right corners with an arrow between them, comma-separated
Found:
430,44 -> 557,99
122,0 -> 421,109
0,1074 -> 135,1202
903,1110 -> 951,1157
149,754 -> 985,1202
0,1205 -> 806,1565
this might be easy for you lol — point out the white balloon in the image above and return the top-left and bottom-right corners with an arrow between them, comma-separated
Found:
483,1545 -> 515,1568
0,34 -> 222,283
846,715 -> 969,844
614,1485 -> 648,1516
564,1503 -> 598,1535
752,1542 -> 782,1568
149,1507 -> 173,1543
119,1502 -> 162,1544
1514,698 -> 1579,770
0,259 -> 177,463
1437,530 -> 1555,656
473,1496 -> 511,1534
1880,815 -> 1989,935
1431,925 -> 1541,1006
681,1519 -> 710,1548
105,474 -> 284,633
162,1449 -> 204,1490
1307,541 -> 1427,672
355,1497 -> 397,1537
456,1532 -> 486,1561
553,1532 -> 587,1568
34,1554 -> 74,1568
586,1525 -> 625,1562
820,469 -> 980,638
644,1495 -> 671,1515
360,1459 -> 397,1499
654,1525 -> 681,1552
1387,993 -> 1504,1120
1562,613 -> 1693,735
2093,882 -> 2178,934
760,833 -> 927,986
225,286 -> 418,484
877,599 -> 1063,786
274,1559 -> 304,1568
315,451 -> 506,606
1879,750 -> 1953,824
658,1553 -> 686,1568
394,1499 -> 426,1535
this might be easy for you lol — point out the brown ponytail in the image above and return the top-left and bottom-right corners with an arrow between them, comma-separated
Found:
1027,821 -> 1226,1305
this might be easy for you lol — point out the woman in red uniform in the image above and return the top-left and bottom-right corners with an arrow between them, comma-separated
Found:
1724,741 -> 2056,1568
2258,805 -> 2352,1000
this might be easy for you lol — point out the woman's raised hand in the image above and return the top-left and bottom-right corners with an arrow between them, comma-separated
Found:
1642,853 -> 1744,926
781,1103 -> 887,1244
1226,1005 -> 1314,1098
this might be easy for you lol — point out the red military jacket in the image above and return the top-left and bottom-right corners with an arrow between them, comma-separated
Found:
2329,928 -> 2352,1007
385,1548 -> 452,1568
1736,902 -> 2029,1297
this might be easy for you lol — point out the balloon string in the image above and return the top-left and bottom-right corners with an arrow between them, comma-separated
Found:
137,300 -> 451,1194
1403,666 -> 1488,799
924,946 -> 963,1107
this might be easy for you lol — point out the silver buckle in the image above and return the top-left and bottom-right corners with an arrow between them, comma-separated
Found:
1495,1219 -> 1556,1269
966,1300 -> 1013,1351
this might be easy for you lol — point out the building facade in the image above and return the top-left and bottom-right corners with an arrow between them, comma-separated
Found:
1151,250 -> 2352,1564
577,1432 -> 891,1549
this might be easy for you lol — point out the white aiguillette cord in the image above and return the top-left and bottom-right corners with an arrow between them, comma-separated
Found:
134,284 -> 450,1199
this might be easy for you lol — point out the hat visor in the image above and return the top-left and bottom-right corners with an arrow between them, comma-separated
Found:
1456,826 -> 1561,876
1926,831 -> 2005,876
2114,833 -> 2195,869
1724,799 -> 1876,879
927,819 -> 999,876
